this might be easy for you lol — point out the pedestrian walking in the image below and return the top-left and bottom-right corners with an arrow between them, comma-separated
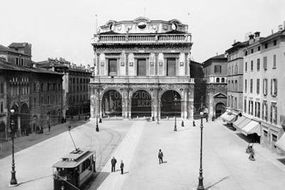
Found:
48,124 -> 51,132
158,149 -> 164,164
120,160 -> 124,175
204,107 -> 209,122
111,157 -> 117,172
248,147 -> 255,161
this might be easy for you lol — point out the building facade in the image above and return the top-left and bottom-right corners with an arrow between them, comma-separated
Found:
0,43 -> 63,140
90,17 -> 194,121
36,58 -> 91,119
202,54 -> 228,119
225,41 -> 248,114
242,28 -> 285,153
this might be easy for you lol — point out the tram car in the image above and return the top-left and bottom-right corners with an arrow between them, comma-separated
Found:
52,148 -> 96,190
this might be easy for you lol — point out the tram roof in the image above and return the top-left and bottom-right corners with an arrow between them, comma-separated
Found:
53,149 -> 94,168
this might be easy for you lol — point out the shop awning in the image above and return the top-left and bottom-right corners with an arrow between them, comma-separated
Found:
241,120 -> 261,136
233,116 -> 246,128
275,134 -> 285,152
235,117 -> 251,131
221,111 -> 236,123
220,112 -> 229,120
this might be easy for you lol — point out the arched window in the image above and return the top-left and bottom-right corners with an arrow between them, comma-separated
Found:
216,78 -> 220,83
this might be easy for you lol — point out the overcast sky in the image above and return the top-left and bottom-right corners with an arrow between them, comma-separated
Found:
1,0 -> 285,65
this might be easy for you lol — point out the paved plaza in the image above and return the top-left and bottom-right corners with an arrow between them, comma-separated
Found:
1,119 -> 285,190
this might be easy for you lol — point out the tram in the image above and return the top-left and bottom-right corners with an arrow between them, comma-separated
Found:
52,148 -> 96,190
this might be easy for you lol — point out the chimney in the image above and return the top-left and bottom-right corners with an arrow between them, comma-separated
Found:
249,34 -> 255,44
254,32 -> 260,41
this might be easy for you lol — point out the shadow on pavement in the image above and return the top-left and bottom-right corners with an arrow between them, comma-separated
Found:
277,158 -> 285,165
17,174 -> 52,186
223,124 -> 236,131
86,172 -> 110,189
236,133 -> 252,143
205,176 -> 229,189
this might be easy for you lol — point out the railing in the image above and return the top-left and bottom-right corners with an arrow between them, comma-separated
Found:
91,76 -> 194,84
95,34 -> 191,43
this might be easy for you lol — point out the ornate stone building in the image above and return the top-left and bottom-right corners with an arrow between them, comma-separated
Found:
90,17 -> 194,121
0,43 -> 63,140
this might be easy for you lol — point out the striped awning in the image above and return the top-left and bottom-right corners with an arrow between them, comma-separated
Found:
241,120 -> 261,136
235,117 -> 251,131
276,134 -> 285,152
221,111 -> 236,123
233,116 -> 246,128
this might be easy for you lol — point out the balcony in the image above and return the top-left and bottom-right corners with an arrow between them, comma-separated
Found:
93,33 -> 191,44
91,76 -> 194,84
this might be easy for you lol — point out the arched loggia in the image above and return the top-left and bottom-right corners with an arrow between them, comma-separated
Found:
161,90 -> 181,118
102,90 -> 122,117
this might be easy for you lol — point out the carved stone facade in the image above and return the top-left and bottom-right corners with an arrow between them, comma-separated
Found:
90,17 -> 194,120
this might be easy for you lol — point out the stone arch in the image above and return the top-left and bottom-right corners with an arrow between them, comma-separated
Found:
102,89 -> 122,117
215,102 -> 226,118
131,90 -> 152,118
160,90 -> 181,118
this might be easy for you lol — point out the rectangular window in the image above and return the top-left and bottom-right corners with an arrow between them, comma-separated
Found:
257,58 -> 260,71
214,65 -> 221,73
273,40 -> 277,46
137,59 -> 147,76
263,79 -> 268,96
245,62 -> 247,72
244,99 -> 247,113
250,79 -> 253,93
264,43 -> 268,49
256,102 -> 260,118
272,134 -> 277,142
15,57 -> 19,65
108,59 -> 117,76
245,79 -> 247,93
271,79 -> 277,97
256,79 -> 260,94
273,55 -> 276,69
251,60 -> 253,71
263,56 -> 267,70
166,58 -> 176,76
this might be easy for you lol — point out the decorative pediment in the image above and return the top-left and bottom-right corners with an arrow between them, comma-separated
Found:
213,93 -> 227,99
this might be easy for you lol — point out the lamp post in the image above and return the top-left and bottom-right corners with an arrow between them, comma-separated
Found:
197,111 -> 205,190
96,114 -> 99,132
174,95 -> 177,131
10,109 -> 17,186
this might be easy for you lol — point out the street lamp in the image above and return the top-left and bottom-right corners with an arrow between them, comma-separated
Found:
96,115 -> 99,132
173,95 -> 178,131
197,111 -> 205,190
9,109 -> 17,186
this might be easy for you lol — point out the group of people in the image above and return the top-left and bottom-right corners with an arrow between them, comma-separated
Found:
111,157 -> 124,174
246,144 -> 255,161
110,149 -> 165,175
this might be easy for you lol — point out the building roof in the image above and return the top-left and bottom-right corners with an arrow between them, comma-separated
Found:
0,44 -> 30,57
0,59 -> 63,75
225,41 -> 249,54
9,42 -> 30,48
202,54 -> 227,67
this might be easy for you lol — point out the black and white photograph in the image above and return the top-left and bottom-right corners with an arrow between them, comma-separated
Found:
1,0 -> 285,189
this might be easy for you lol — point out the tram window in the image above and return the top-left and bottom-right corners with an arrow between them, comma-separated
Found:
82,159 -> 91,171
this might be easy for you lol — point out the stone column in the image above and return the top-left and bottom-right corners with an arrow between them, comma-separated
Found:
183,90 -> 188,119
122,89 -> 128,119
127,90 -> 132,119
